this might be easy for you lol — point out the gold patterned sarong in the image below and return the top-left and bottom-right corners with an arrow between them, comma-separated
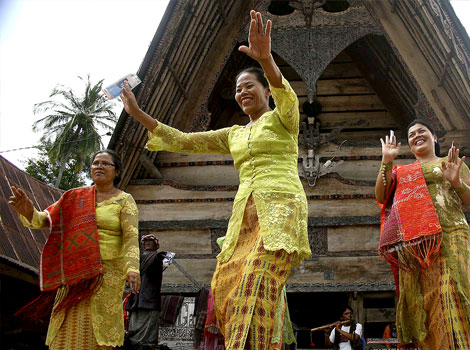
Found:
418,254 -> 470,348
48,259 -> 126,350
48,298 -> 112,350
211,196 -> 295,350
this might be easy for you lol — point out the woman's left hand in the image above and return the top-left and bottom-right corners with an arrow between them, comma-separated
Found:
127,271 -> 141,294
442,145 -> 466,187
239,10 -> 272,62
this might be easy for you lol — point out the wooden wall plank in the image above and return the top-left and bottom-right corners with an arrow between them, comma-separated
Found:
327,225 -> 380,252
291,78 -> 374,96
289,256 -> 392,283
139,201 -> 234,221
160,256 -> 393,285
148,229 -> 212,255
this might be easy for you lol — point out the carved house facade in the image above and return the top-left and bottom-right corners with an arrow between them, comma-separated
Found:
109,0 -> 470,344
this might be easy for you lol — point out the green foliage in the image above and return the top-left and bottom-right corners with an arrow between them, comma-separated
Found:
32,75 -> 117,186
23,141 -> 88,190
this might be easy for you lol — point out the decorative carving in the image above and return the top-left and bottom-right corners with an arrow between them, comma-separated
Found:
308,226 -> 327,255
190,102 -> 211,132
285,281 -> 396,292
289,0 -> 327,26
298,115 -> 344,186
258,0 -> 376,28
429,0 -> 470,80
324,269 -> 335,280
161,282 -> 396,293
271,25 -> 380,101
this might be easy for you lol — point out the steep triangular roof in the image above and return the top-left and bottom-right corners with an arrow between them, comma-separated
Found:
109,0 -> 470,188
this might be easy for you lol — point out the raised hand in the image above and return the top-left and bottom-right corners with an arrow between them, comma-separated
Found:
121,81 -> 141,117
8,186 -> 34,222
380,134 -> 401,163
442,145 -> 465,187
238,10 -> 272,62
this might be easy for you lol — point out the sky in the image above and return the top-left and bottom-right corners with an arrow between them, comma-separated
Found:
1,0 -> 470,169
0,0 -> 170,168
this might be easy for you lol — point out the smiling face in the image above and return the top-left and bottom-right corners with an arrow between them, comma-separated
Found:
235,72 -> 271,120
91,152 -> 118,186
407,123 -> 437,157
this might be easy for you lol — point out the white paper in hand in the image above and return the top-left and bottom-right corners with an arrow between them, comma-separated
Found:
103,73 -> 141,99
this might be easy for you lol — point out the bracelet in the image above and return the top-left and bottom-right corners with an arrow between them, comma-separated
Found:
454,182 -> 469,195
380,162 -> 393,186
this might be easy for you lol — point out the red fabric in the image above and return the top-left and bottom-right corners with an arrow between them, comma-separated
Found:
203,288 -> 225,350
378,161 -> 442,273
41,185 -> 102,290
16,186 -> 103,321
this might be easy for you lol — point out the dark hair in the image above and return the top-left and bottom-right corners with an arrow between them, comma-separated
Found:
91,149 -> 122,185
345,305 -> 354,314
235,67 -> 269,88
406,119 -> 440,156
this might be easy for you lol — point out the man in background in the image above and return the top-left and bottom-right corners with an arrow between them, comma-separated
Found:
325,306 -> 363,350
127,234 -> 166,350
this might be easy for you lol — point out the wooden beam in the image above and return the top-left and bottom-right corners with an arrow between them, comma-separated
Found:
139,154 -> 163,179
176,0 -> 255,131
139,216 -> 380,230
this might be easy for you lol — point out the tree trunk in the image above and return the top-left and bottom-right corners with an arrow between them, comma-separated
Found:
55,162 -> 66,188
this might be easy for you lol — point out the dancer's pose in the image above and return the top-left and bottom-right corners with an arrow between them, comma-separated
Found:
9,150 -> 140,350
122,10 -> 311,349
376,120 -> 470,349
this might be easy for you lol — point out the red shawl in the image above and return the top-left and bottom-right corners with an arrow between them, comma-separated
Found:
379,161 -> 442,274
17,186 -> 103,320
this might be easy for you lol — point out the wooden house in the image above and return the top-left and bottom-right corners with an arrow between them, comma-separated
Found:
109,0 -> 470,345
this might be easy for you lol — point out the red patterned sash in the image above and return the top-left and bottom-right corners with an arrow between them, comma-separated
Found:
41,186 -> 102,290
16,186 -> 103,320
378,161 -> 442,273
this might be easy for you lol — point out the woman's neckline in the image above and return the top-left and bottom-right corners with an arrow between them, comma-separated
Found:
418,157 -> 442,165
96,191 -> 124,204
244,110 -> 271,128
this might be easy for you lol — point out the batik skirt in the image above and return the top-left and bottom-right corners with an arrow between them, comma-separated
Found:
211,195 -> 295,350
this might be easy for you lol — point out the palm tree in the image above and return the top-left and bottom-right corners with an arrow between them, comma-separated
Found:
33,75 -> 117,187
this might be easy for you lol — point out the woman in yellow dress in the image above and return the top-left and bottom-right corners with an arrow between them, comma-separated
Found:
375,120 -> 470,349
122,10 -> 310,350
8,149 -> 140,350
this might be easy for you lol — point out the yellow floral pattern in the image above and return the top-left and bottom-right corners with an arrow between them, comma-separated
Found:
20,191 -> 140,346
146,75 -> 311,265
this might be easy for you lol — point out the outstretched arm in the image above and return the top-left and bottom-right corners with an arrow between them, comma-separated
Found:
239,10 -> 282,88
8,186 -> 35,222
121,81 -> 157,131
121,81 -> 230,155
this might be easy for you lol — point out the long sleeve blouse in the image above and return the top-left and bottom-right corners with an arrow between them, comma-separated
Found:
146,75 -> 311,265
20,191 -> 140,274
20,191 -> 140,346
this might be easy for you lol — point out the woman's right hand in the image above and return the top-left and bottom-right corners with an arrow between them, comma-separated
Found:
8,186 -> 34,222
238,10 -> 272,63
380,134 -> 401,163
121,81 -> 141,117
